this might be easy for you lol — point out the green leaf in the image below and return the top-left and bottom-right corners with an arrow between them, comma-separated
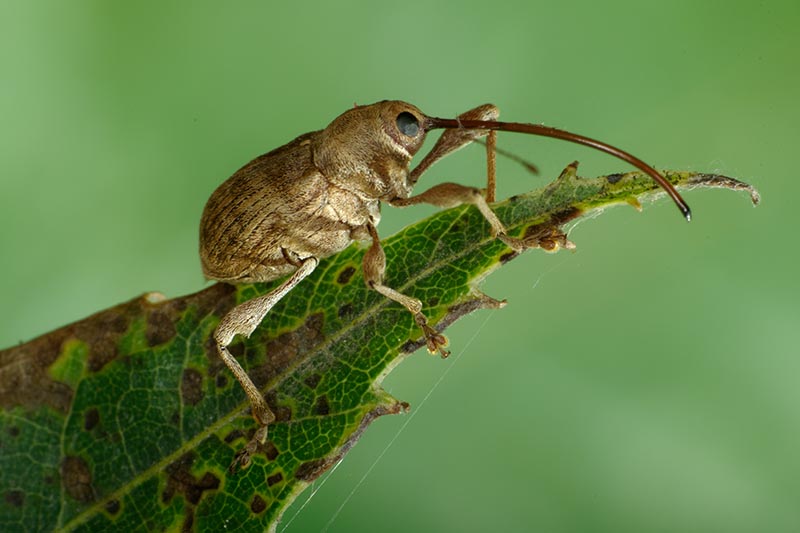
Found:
0,166 -> 758,532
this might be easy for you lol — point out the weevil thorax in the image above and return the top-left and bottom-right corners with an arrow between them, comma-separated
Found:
311,101 -> 428,201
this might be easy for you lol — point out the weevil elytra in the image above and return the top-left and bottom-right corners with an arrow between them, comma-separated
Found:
199,101 -> 691,469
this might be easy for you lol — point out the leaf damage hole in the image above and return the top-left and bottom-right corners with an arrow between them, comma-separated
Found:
606,172 -> 624,184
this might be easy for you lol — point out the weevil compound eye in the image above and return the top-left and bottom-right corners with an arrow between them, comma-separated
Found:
396,112 -> 420,137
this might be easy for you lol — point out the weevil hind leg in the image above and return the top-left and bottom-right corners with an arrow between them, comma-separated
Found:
215,255 -> 319,471
362,224 -> 449,357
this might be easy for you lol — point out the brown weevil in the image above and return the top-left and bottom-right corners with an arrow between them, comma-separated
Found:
199,101 -> 691,469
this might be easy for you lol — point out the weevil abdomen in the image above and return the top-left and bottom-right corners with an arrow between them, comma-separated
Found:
200,131 -> 381,284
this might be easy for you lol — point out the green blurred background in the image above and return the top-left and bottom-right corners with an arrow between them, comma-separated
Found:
1,1 -> 797,531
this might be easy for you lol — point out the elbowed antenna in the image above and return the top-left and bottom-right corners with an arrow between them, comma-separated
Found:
424,116 -> 692,221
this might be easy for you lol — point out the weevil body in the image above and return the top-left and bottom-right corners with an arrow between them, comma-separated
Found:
201,102 -> 426,285
200,100 -> 691,469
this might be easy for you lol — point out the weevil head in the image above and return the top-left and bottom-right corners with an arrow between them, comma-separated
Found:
312,101 -> 428,201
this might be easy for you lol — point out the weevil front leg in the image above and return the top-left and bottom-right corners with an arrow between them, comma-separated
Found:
402,103 -> 529,249
390,183 -> 530,252
409,104 -> 499,190
215,255 -> 319,470
362,224 -> 449,357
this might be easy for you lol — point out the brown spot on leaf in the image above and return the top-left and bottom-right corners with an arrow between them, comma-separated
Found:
61,455 -> 94,503
181,368 -> 204,406
606,173 -> 624,184
267,473 -> 283,487
7,426 -> 19,438
265,441 -> 279,461
500,251 -> 518,264
163,452 -> 220,506
256,313 -> 325,387
190,473 -> 220,505
228,341 -> 244,358
0,283 -> 230,413
183,509 -> 195,532
304,373 -> 321,389
215,373 -> 228,388
87,313 -> 128,372
251,494 -> 268,514
274,404 -> 293,423
104,498 -> 120,515
314,395 -> 330,416
4,490 -> 24,507
337,266 -> 356,285
146,309 -> 177,347
224,429 -> 245,444
294,459 -> 329,481
203,336 -> 224,378
0,283 -> 234,413
84,408 -> 100,431
0,338 -> 74,413
450,219 -> 467,232
338,302 -> 354,319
